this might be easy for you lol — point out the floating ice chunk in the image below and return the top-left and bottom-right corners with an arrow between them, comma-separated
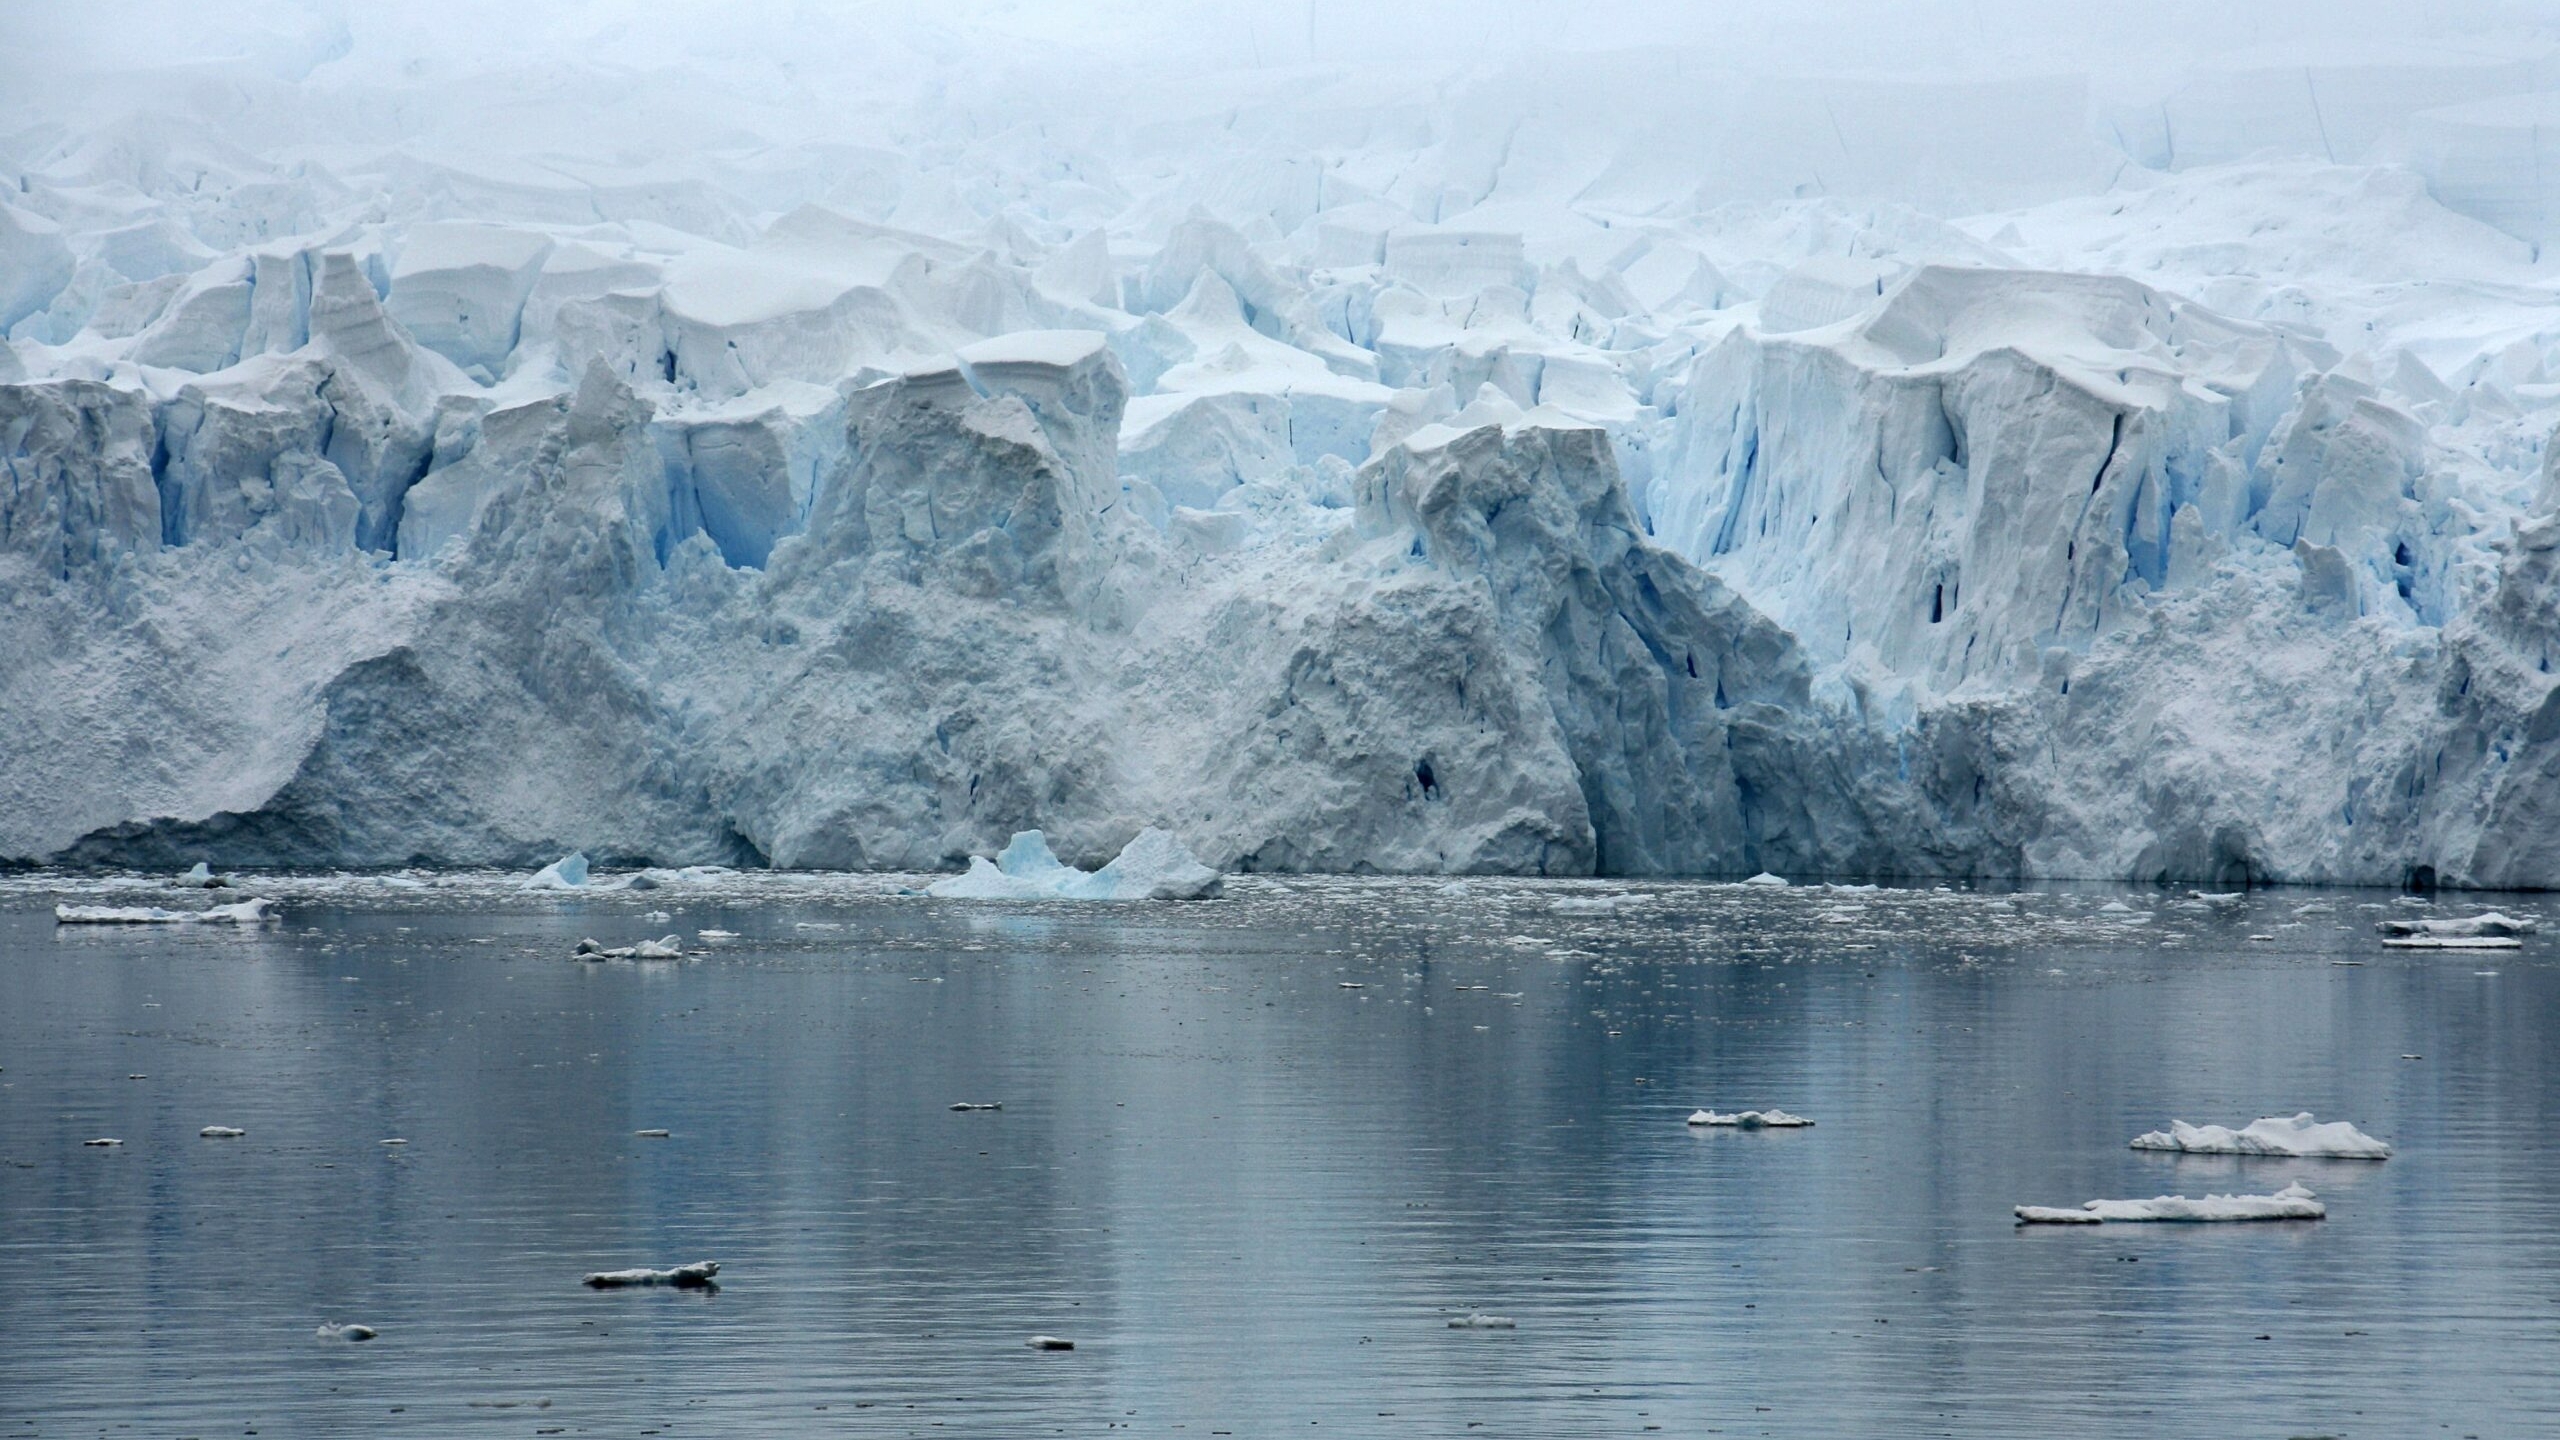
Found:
83,1137 -> 122,1147
926,828 -> 1223,901
2099,901 -> 2136,914
2188,891 -> 2249,907
2015,1182 -> 2326,1224
1550,896 -> 1626,915
173,862 -> 227,888
697,929 -> 738,940
1687,1109 -> 1814,1128
635,1128 -> 671,1138
949,1102 -> 1003,1112
2129,1113 -> 2390,1160
523,853 -> 590,890
2376,913 -> 2535,938
56,898 -> 276,924
199,1126 -> 246,1138
1741,873 -> 1789,888
630,935 -> 684,959
583,1260 -> 719,1288
1447,1313 -> 1516,1329
1026,1334 -> 1076,1350
315,1323 -> 377,1342
2381,936 -> 2522,950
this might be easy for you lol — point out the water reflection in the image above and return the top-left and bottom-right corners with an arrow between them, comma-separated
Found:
0,879 -> 2553,1436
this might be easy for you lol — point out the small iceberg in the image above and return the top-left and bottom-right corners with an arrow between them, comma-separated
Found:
315,1323 -> 377,1342
2129,1113 -> 2390,1160
949,1102 -> 1003,1112
2377,912 -> 2535,938
1027,1335 -> 1076,1350
1687,1109 -> 1813,1128
83,1137 -> 122,1147
523,853 -> 589,890
1740,872 -> 1789,887
1550,895 -> 1626,915
2382,935 -> 2522,950
173,862 -> 228,888
2015,1181 -> 2325,1224
199,1126 -> 246,1138
927,828 -> 1223,901
1447,1313 -> 1516,1329
56,897 -> 276,925
583,1260 -> 718,1288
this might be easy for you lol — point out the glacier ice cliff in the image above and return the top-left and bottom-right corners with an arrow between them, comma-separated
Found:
9,9 -> 2560,885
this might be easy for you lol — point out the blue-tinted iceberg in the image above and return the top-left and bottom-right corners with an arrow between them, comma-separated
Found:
928,828 -> 1223,901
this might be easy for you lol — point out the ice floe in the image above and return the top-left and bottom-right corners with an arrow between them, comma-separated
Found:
55,897 -> 276,924
1687,1109 -> 1814,1128
2376,912 -> 2536,938
2016,1182 -> 2326,1224
582,1261 -> 719,1288
2129,1113 -> 2390,1159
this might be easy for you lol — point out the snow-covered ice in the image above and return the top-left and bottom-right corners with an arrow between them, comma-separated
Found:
2129,1114 -> 2391,1159
2016,1182 -> 2327,1223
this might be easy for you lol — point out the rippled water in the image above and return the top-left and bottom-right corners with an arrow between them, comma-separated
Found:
2,872 -> 2555,1438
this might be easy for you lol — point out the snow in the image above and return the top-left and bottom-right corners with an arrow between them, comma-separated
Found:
2129,1113 -> 2391,1159
10,6 -> 2560,885
2016,1181 -> 2327,1224
927,829 -> 1224,901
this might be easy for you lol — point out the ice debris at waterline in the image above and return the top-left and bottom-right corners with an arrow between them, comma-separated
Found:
950,1102 -> 1004,1112
1687,1109 -> 1814,1128
1449,1314 -> 1518,1329
83,1138 -> 121,1147
173,863 -> 228,888
582,1261 -> 719,1289
2383,936 -> 2523,950
2130,1114 -> 2391,1159
927,829 -> 1223,901
198,1126 -> 246,1138
54,898 -> 276,924
314,1324 -> 377,1343
1027,1336 -> 1075,1351
2015,1182 -> 2327,1224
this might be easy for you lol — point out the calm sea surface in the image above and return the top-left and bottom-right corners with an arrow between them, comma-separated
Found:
1,872 -> 2553,1438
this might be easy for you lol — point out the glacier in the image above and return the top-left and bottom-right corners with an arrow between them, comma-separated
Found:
8,3 -> 2560,885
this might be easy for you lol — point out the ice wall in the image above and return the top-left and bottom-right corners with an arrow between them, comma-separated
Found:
8,2 -> 2560,883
